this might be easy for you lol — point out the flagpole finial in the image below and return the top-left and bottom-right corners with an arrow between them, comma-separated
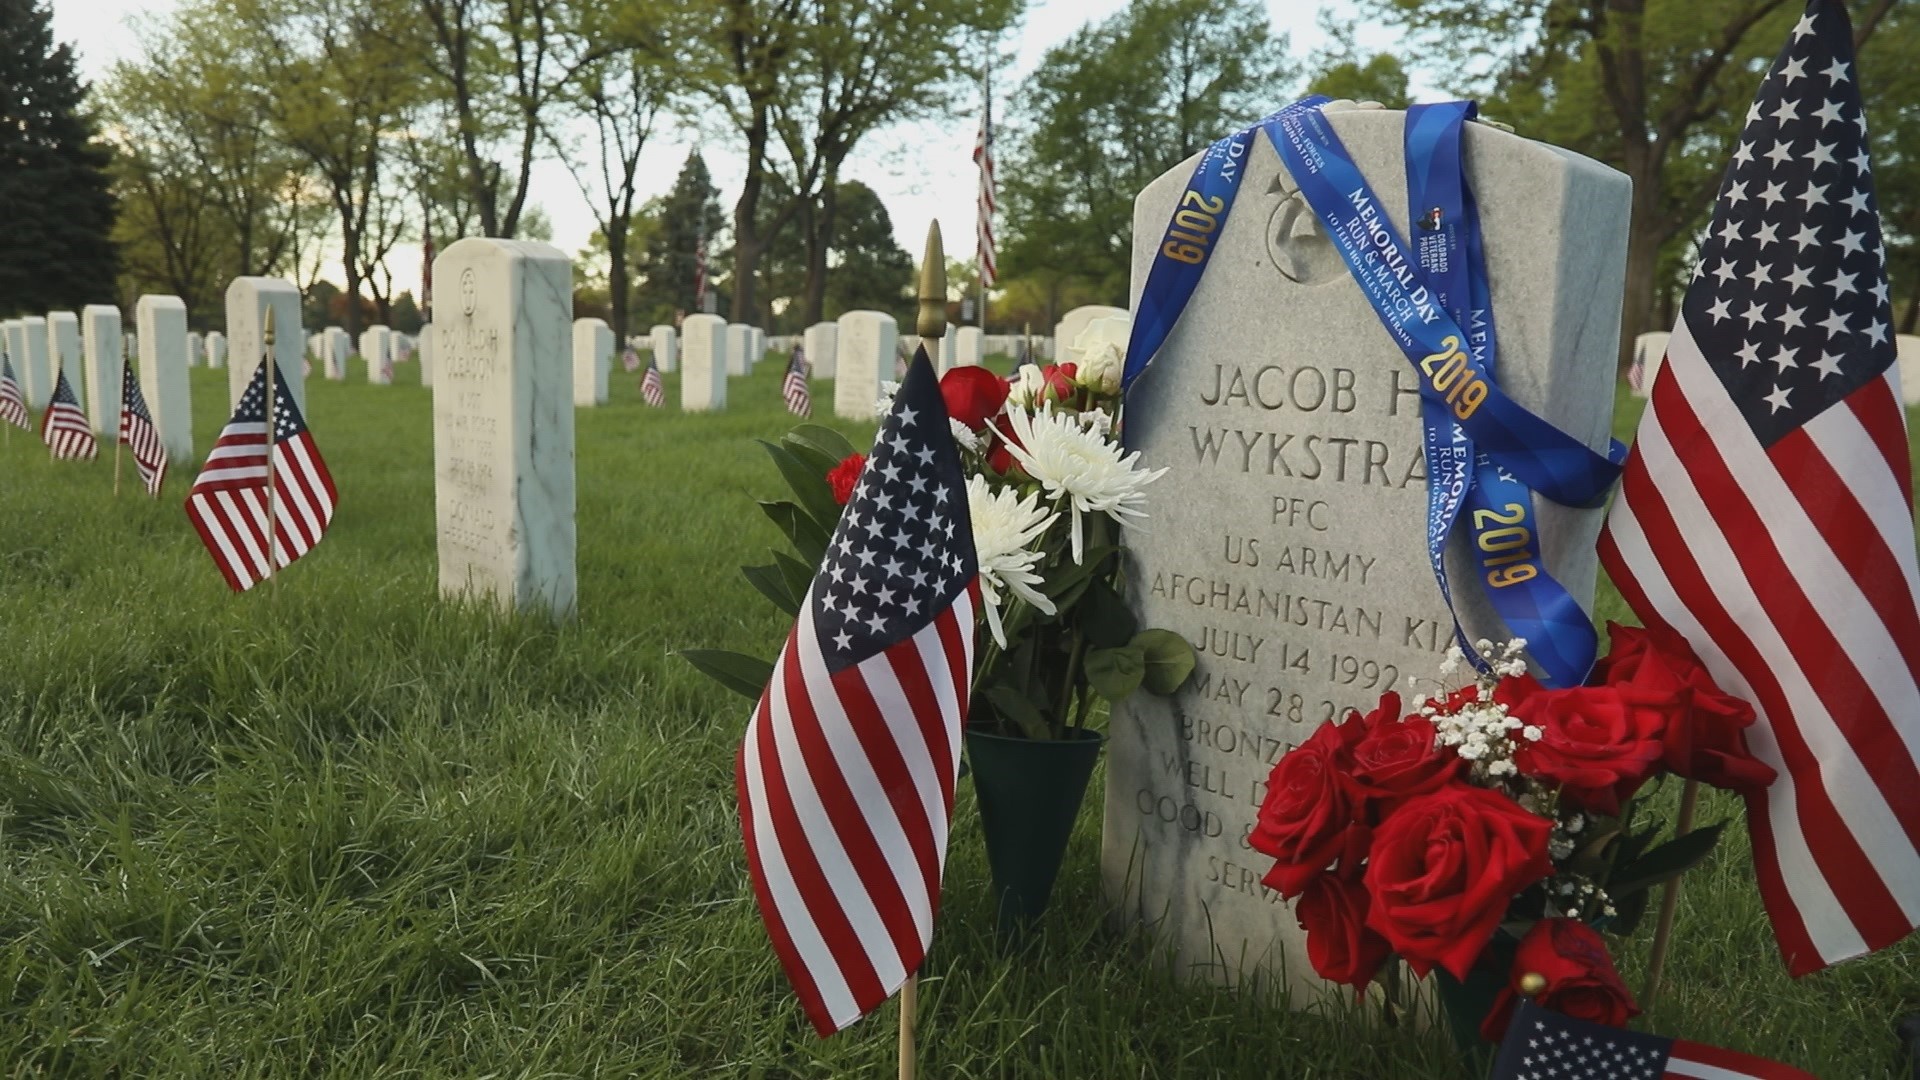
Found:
917,221 -> 946,341
264,304 -> 276,348
1517,972 -> 1547,996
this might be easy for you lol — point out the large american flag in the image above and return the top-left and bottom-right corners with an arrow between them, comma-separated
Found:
640,357 -> 665,407
118,359 -> 167,497
1600,0 -> 1920,976
782,345 -> 811,418
0,354 -> 27,429
185,361 -> 337,592
737,352 -> 978,1035
973,86 -> 997,289
41,369 -> 96,460
1492,1001 -> 1815,1080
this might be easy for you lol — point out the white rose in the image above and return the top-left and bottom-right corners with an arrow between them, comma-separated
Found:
1007,363 -> 1050,408
1072,315 -> 1129,394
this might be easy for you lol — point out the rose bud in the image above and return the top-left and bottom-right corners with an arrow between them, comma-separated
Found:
1479,918 -> 1640,1042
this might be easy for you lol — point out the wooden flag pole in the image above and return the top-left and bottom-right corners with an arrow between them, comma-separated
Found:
1641,777 -> 1700,1008
263,306 -> 279,582
897,973 -> 918,1080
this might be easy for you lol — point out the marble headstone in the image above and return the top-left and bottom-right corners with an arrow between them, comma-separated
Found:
1631,331 -> 1670,398
431,237 -> 577,619
225,277 -> 305,411
1056,305 -> 1128,365
18,316 -> 51,408
186,331 -> 204,368
2,321 -> 20,382
324,327 -> 351,380
804,321 -> 837,378
206,330 -> 228,370
955,326 -> 984,367
938,331 -> 957,373
833,311 -> 894,420
1100,109 -> 1630,1003
135,295 -> 193,463
80,305 -> 121,437
572,317 -> 612,406
649,324 -> 678,373
361,325 -> 393,384
1897,335 -> 1920,406
680,314 -> 728,412
750,327 -> 766,369
726,323 -> 754,377
419,323 -> 435,387
48,311 -> 82,396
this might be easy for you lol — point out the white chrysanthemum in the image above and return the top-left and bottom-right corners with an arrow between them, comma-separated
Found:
967,474 -> 1058,647
949,417 -> 983,454
1002,405 -> 1167,563
873,380 -> 900,417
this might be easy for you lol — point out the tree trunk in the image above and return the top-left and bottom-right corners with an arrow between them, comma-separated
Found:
341,224 -> 363,343
608,222 -> 631,345
1617,156 -> 1667,375
801,179 -> 836,326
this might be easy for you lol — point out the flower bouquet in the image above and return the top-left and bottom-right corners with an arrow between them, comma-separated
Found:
1248,626 -> 1776,1047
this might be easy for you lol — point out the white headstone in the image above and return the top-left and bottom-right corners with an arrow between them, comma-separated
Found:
572,317 -> 612,406
750,327 -> 766,369
225,277 -> 305,411
955,326 -> 984,367
3,321 -> 19,384
1631,331 -> 1670,398
681,314 -> 729,411
186,331 -> 204,368
206,330 -> 227,370
419,322 -> 434,387
431,237 -> 577,619
135,295 -> 192,463
726,323 -> 754,377
324,327 -> 350,380
48,311 -> 81,396
361,325 -> 393,384
1101,111 -> 1630,1003
649,324 -> 678,373
1055,305 -> 1129,365
18,316 -> 50,408
80,305 -> 121,437
834,310 -> 895,420
1897,335 -> 1920,406
938,330 -> 957,373
804,322 -> 838,378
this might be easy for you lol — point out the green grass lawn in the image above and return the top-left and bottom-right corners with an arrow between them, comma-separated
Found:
0,357 -> 1912,1077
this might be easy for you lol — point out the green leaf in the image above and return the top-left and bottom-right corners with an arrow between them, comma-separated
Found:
1084,644 -> 1147,702
1044,545 -> 1120,614
984,685 -> 1053,740
678,650 -> 774,700
1132,629 -> 1195,694
771,549 -> 818,604
740,563 -> 799,617
757,500 -> 830,566
785,423 -> 857,463
759,441 -> 841,533
1076,577 -> 1138,647
1608,822 -> 1728,897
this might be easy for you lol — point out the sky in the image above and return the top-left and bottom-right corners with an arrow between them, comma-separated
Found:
50,0 -> 1408,300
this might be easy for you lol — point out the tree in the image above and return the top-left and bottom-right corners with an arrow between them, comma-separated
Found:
819,180 -> 913,323
632,152 -> 728,327
1359,0 -> 1902,366
1304,19 -> 1411,108
0,0 -> 118,313
997,0 -> 1297,321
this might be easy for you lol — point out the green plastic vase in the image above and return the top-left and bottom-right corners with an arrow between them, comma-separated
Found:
964,727 -> 1105,936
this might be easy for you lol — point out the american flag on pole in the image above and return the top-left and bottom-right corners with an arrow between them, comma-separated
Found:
782,344 -> 811,418
694,225 -> 709,314
622,345 -> 641,373
738,351 -> 978,1035
1600,0 -> 1920,976
640,357 -> 665,407
0,354 -> 28,429
185,362 -> 337,592
973,85 -> 997,289
119,359 -> 167,496
41,369 -> 96,460
421,227 -> 435,321
1492,1001 -> 1815,1080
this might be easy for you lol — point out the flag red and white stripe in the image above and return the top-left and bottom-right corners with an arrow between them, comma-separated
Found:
0,355 -> 28,429
1601,0 -> 1920,975
119,359 -> 167,496
641,359 -> 665,407
738,352 -> 977,1035
186,361 -> 336,592
41,369 -> 96,460
973,86 -> 998,289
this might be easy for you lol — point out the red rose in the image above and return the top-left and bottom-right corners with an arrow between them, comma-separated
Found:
1340,692 -> 1462,821
1479,919 -> 1640,1041
1362,784 -> 1553,981
940,365 -> 1009,431
1249,719 -> 1362,898
984,415 -> 1024,476
1512,686 -> 1665,815
1042,363 -> 1077,403
1295,869 -> 1392,992
826,452 -> 865,505
1600,623 -> 1776,796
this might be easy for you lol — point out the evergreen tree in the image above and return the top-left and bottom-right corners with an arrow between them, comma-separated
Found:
821,182 -> 912,325
632,152 -> 728,327
0,0 -> 118,314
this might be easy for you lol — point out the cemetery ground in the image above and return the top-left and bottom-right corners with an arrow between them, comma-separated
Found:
0,361 -> 1914,1078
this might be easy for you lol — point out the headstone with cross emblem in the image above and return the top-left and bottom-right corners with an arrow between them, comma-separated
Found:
1100,103 -> 1632,1004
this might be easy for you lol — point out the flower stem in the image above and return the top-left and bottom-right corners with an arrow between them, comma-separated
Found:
1057,631 -> 1086,737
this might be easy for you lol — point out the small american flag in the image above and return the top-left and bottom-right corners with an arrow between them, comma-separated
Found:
1492,1001 -> 1814,1080
41,369 -> 96,460
0,353 -> 28,429
641,358 -> 665,407
782,345 -> 811,418
738,351 -> 977,1035
1601,0 -> 1920,975
119,359 -> 167,497
622,345 -> 641,373
1627,351 -> 1646,393
185,361 -> 337,592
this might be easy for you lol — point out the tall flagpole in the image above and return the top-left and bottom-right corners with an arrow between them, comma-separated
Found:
978,56 -> 990,335
263,306 -> 279,582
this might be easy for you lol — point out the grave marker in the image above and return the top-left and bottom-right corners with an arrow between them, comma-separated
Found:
135,295 -> 192,462
419,323 -> 434,387
572,317 -> 612,406
80,305 -> 121,437
18,317 -> 50,409
955,326 -> 983,367
833,310 -> 894,420
361,325 -> 393,384
48,311 -> 82,396
225,277 -> 305,411
649,324 -> 678,372
804,321 -> 837,377
324,327 -> 350,380
1898,335 -> 1920,406
726,323 -> 754,376
1631,332 -> 1670,398
681,314 -> 728,411
206,330 -> 227,370
186,331 -> 204,368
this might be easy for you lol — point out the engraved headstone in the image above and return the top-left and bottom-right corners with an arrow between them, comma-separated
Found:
834,310 -> 894,420
18,316 -> 50,408
135,295 -> 192,462
324,327 -> 350,380
81,305 -> 121,436
955,326 -> 983,367
1100,111 -> 1629,1003
1631,332 -> 1670,399
206,330 -> 227,370
680,313 -> 728,411
431,237 -> 577,619
1897,335 -> 1920,406
361,325 -> 393,384
48,311 -> 82,395
649,324 -> 678,373
726,322 -> 754,376
572,317 -> 612,406
419,322 -> 435,387
1056,305 -> 1128,366
804,321 -> 837,378
225,277 -> 305,410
